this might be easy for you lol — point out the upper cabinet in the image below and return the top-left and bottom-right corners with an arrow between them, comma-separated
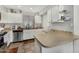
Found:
47,8 -> 52,23
35,15 -> 41,24
35,14 -> 42,28
38,5 -> 73,23
0,12 -> 23,23
59,5 -> 72,21
51,5 -> 72,23
0,6 -> 23,23
74,6 -> 79,35
51,6 -> 59,22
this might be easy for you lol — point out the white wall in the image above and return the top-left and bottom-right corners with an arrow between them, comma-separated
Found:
74,6 -> 79,35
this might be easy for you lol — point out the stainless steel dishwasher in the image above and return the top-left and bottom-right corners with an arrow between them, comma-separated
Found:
13,29 -> 23,42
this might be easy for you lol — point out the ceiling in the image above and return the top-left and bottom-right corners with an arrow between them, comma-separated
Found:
3,5 -> 47,13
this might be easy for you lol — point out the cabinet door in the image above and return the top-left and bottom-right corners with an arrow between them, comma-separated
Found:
23,30 -> 34,40
42,13 -> 49,29
41,42 -> 73,53
35,15 -> 41,23
4,31 -> 13,46
47,8 -> 52,23
60,42 -> 73,53
51,6 -> 59,22
74,39 -> 79,53
1,12 -> 22,23
42,45 -> 62,53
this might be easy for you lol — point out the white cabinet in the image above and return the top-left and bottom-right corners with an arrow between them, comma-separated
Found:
47,8 -> 52,23
4,31 -> 13,46
60,42 -> 73,53
23,30 -> 34,40
23,29 -> 43,40
41,42 -> 73,53
35,38 -> 79,53
51,5 -> 73,23
51,6 -> 59,22
35,15 -> 42,28
42,45 -> 62,53
74,6 -> 79,35
74,39 -> 79,53
74,6 -> 79,52
35,15 -> 41,24
34,39 -> 41,53
42,13 -> 49,29
0,12 -> 23,23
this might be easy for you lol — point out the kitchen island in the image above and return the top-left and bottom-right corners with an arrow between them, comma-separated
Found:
34,30 -> 79,53
3,28 -> 43,46
2,28 -> 79,53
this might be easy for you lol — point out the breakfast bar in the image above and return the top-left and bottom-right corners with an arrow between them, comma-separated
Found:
34,30 -> 79,53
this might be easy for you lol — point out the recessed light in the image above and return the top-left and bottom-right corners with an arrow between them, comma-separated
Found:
30,8 -> 33,10
17,5 -> 22,8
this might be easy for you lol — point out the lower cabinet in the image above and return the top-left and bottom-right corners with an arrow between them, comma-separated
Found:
23,30 -> 35,40
4,31 -> 13,46
41,42 -> 73,53
23,29 -> 43,40
13,32 -> 23,42
74,39 -> 79,53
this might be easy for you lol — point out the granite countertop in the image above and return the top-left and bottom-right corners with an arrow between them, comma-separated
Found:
34,30 -> 79,48
13,29 -> 23,32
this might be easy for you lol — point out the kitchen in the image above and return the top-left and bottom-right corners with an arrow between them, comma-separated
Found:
0,5 -> 79,53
